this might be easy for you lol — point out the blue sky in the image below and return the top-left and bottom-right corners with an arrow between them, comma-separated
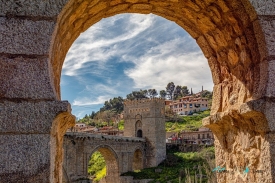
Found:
61,13 -> 213,119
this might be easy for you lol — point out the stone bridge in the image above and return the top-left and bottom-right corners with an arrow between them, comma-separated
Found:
63,132 -> 146,183
1,1 -> 275,183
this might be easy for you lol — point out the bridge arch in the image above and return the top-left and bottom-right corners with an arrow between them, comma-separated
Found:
49,1 -> 274,182
88,145 -> 120,181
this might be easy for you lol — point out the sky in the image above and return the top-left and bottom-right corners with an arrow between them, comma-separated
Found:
61,13 -> 213,119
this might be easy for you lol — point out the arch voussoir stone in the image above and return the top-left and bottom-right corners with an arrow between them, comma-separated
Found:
0,0 -> 275,183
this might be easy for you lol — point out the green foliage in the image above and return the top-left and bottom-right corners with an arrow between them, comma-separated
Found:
126,89 -> 148,100
121,147 -> 216,183
88,151 -> 106,182
159,90 -> 167,99
100,96 -> 124,113
201,90 -> 212,99
94,166 -> 106,182
118,120 -> 124,130
174,85 -> 182,99
181,86 -> 190,97
77,112 -> 97,125
166,110 -> 210,132
147,89 -> 158,98
166,82 -> 175,100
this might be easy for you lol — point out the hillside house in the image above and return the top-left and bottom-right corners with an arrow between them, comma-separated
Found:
180,127 -> 214,145
167,127 -> 214,145
166,95 -> 209,115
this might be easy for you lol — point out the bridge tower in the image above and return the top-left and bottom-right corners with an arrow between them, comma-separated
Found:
123,98 -> 166,167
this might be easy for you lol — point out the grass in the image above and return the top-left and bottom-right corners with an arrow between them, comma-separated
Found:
166,110 -> 210,132
121,146 -> 216,183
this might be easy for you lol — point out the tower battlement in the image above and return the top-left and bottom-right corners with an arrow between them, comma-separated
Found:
123,98 -> 165,106
124,98 -> 165,117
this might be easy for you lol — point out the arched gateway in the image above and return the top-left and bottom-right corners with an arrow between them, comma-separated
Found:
0,1 -> 274,183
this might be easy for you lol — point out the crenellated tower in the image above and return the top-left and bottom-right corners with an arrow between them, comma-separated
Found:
123,98 -> 166,167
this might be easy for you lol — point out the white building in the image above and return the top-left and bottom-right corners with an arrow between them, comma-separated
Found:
166,96 -> 209,115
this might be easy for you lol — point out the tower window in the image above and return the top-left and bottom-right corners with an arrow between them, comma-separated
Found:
137,130 -> 142,137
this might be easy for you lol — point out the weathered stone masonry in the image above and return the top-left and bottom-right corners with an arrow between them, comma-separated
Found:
63,98 -> 166,183
124,98 -> 166,167
0,1 -> 275,183
63,133 -> 145,183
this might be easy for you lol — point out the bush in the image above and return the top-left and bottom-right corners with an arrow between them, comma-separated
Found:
122,147 -> 215,183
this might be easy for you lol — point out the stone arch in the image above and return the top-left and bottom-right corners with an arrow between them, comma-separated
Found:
48,1 -> 275,182
88,145 -> 120,182
1,1 -> 275,183
50,0 -> 267,103
132,147 -> 144,171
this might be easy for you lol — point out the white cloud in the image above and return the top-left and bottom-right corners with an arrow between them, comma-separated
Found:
62,14 -> 155,77
72,95 -> 111,106
124,37 -> 213,92
85,83 -> 119,95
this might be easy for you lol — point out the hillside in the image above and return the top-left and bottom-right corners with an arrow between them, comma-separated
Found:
166,110 -> 210,132
122,147 -> 216,183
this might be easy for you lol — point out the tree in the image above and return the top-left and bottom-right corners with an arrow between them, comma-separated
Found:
159,90 -> 167,99
126,89 -> 148,100
174,85 -> 182,99
78,114 -> 94,125
94,110 -> 116,126
103,110 -> 116,126
100,96 -> 124,114
166,82 -> 175,100
181,86 -> 189,96
201,90 -> 213,99
91,111 -> 96,119
147,89 -> 158,98
109,96 -> 124,113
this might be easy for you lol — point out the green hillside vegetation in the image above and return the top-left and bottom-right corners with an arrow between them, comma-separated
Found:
122,147 -> 216,183
118,120 -> 124,130
166,110 -> 210,132
88,151 -> 106,182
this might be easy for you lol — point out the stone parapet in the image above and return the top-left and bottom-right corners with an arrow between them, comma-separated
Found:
65,132 -> 145,142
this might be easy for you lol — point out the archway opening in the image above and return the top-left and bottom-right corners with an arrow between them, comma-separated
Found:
60,13 -> 213,118
88,151 -> 106,182
133,149 -> 143,171
88,147 -> 119,182
52,0 -> 269,182
61,12 -> 214,182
